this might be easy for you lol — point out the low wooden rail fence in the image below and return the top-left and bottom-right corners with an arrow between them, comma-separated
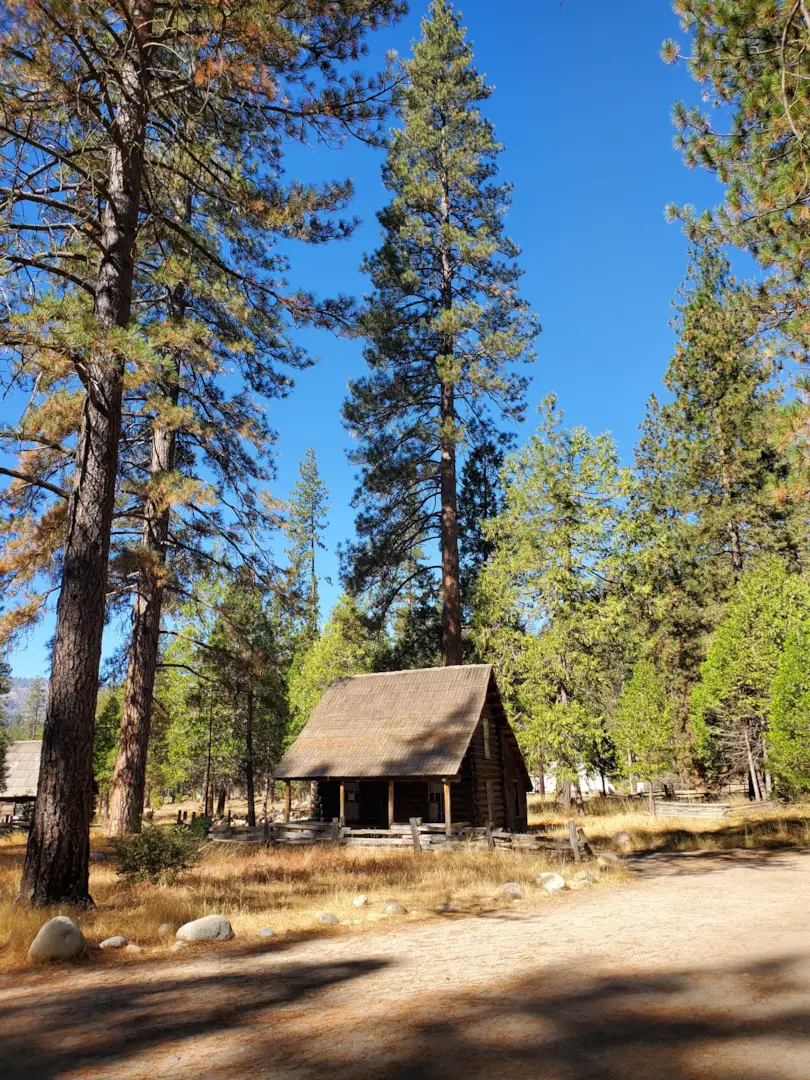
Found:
654,801 -> 730,819
209,818 -> 592,861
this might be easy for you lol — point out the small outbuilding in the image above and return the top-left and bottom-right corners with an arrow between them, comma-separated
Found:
0,739 -> 41,823
274,664 -> 531,833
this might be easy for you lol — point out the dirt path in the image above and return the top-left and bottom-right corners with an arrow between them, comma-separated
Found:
1,848 -> 809,1080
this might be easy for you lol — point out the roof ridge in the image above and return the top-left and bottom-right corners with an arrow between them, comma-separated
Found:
335,663 -> 492,680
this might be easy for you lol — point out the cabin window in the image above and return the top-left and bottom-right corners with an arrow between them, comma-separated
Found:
483,716 -> 491,759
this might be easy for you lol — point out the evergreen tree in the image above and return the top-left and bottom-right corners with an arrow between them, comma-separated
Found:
0,1 -> 402,904
286,449 -> 331,639
287,596 -> 380,743
458,425 -> 511,626
769,616 -> 810,799
611,661 -> 677,813
21,679 -> 47,740
0,657 -> 10,791
473,397 -> 633,800
691,558 -> 810,798
631,245 -> 798,725
343,0 -> 538,665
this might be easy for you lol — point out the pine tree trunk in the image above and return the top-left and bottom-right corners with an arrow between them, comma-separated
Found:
107,403 -> 177,837
439,176 -> 462,668
16,7 -> 152,907
743,724 -> 762,801
216,785 -> 227,818
245,687 -> 256,827
440,379 -> 462,667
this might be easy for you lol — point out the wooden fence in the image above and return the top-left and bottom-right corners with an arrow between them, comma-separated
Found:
209,817 -> 592,860
654,801 -> 730,819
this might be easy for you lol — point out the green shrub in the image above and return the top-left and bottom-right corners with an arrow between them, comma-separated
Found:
112,824 -> 203,883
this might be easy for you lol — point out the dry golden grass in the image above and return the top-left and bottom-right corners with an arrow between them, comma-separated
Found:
528,794 -> 810,852
3,795 -> 807,976
0,828 -> 609,974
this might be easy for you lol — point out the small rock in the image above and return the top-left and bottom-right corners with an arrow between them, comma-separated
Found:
124,944 -> 142,954
497,882 -> 523,901
597,852 -> 621,870
158,923 -> 172,936
536,872 -> 566,892
255,927 -> 276,938
315,911 -> 339,926
28,917 -> 87,962
568,871 -> 596,891
382,901 -> 407,916
169,941 -> 188,953
176,914 -> 234,942
99,936 -> 127,950
434,903 -> 460,913
352,895 -> 369,908
612,830 -> 633,850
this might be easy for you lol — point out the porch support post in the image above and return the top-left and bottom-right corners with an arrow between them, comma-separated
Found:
339,780 -> 345,827
443,779 -> 452,838
388,780 -> 395,830
283,781 -> 291,824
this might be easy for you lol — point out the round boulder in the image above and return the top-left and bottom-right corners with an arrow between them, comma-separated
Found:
176,914 -> 234,942
99,936 -> 127,950
28,916 -> 86,963
124,944 -> 143,954
612,831 -> 633,850
498,882 -> 524,901
315,911 -> 338,926
255,927 -> 276,938
158,923 -> 172,936
352,894 -> 369,908
536,872 -> 565,893
382,901 -> 407,916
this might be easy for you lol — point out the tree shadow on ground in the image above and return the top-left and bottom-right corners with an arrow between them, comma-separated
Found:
0,956 -> 387,1079
0,949 -> 808,1079
625,844 -> 809,877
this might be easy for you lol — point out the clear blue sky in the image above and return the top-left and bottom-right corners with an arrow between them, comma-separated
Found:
5,0 -> 722,679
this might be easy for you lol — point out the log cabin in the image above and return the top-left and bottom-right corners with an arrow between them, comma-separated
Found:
0,739 -> 41,825
273,665 -> 530,832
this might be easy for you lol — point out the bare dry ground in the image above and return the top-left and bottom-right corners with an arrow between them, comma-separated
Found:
0,845 -> 808,1080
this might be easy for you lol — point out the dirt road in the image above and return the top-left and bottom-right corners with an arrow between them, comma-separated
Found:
1,848 -> 808,1079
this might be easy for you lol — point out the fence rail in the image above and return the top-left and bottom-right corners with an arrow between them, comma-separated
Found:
209,818 -> 592,859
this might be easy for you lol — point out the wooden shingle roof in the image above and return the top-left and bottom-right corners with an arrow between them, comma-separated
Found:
274,664 -> 497,780
1,740 -> 41,799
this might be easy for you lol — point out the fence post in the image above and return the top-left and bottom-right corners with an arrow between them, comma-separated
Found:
568,819 -> 581,863
409,817 -> 422,854
485,820 -> 494,851
332,816 -> 341,842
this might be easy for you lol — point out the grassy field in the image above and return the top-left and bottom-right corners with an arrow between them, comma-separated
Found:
1,795 -> 807,974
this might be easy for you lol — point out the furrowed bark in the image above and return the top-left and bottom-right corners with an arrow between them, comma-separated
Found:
107,381 -> 178,837
17,4 -> 153,906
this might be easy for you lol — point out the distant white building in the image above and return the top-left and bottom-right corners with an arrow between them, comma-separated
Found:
531,764 -> 615,796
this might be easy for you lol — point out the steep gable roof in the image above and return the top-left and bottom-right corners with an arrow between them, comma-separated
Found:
0,740 -> 41,799
274,664 -> 496,780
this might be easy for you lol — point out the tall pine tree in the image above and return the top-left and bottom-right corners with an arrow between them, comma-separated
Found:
286,449 -> 330,639
343,0 -> 538,665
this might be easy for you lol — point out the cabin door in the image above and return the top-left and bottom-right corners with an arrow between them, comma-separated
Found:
427,782 -> 443,823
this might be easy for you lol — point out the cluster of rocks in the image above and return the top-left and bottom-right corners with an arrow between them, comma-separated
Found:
27,912 -> 237,963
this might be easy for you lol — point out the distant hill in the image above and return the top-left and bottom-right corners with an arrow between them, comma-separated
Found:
2,677 -> 47,733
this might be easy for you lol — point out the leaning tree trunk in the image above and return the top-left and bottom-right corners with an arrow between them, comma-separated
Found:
245,687 -> 256,827
107,358 -> 179,837
16,7 -> 152,907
